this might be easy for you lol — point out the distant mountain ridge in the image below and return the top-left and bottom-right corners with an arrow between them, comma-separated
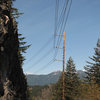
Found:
26,70 -> 86,86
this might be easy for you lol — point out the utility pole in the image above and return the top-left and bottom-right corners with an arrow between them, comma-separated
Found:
54,32 -> 65,100
62,32 -> 65,100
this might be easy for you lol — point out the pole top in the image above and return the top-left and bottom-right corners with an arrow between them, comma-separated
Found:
63,32 -> 65,41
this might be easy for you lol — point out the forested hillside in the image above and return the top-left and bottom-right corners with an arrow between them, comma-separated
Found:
26,70 -> 86,86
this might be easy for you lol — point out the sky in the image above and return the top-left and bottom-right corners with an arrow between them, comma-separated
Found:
13,0 -> 100,75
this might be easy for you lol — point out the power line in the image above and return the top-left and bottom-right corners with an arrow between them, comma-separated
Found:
25,48 -> 54,71
33,0 -> 72,73
62,0 -> 72,33
33,59 -> 55,74
56,0 -> 69,33
25,0 -> 72,75
24,35 -> 53,65
26,0 -> 63,73
54,0 -> 59,48
55,0 -> 72,57
64,0 -> 73,62
54,0 -> 70,60
54,0 -> 68,52
55,0 -> 69,45
25,0 -> 59,72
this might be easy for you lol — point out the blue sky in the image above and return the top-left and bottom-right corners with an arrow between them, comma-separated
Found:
14,0 -> 100,74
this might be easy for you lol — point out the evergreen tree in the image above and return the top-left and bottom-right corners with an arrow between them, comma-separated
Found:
79,79 -> 100,100
52,75 -> 63,100
0,0 -> 28,99
85,38 -> 100,85
0,0 -> 30,65
53,57 -> 80,100
18,33 -> 31,65
9,0 -> 31,65
65,57 -> 80,100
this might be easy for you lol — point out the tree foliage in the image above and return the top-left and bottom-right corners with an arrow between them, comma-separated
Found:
8,0 -> 31,65
85,38 -> 100,85
53,57 -> 80,100
65,57 -> 80,99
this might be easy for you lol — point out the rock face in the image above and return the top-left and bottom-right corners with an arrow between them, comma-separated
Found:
0,1 -> 28,100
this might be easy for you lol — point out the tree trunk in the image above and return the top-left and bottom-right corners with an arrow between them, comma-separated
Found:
0,2 -> 28,100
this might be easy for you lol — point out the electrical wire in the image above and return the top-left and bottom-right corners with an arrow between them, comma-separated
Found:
54,0 -> 70,60
34,0 -> 72,73
24,35 -> 53,65
56,0 -> 72,59
34,0 -> 71,74
25,47 -> 54,71
33,59 -> 55,74
64,0 -> 72,62
54,0 -> 59,48
62,0 -> 72,34
25,0 -> 72,74
56,0 -> 69,33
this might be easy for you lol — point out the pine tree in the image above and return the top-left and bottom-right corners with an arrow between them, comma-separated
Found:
53,57 -> 80,100
85,38 -> 100,86
0,0 -> 30,65
9,0 -> 31,65
79,78 -> 100,100
18,33 -> 31,65
52,75 -> 63,100
0,0 -> 29,99
65,57 -> 80,100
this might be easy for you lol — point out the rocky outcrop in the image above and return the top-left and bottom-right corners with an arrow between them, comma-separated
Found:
0,1 -> 28,100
